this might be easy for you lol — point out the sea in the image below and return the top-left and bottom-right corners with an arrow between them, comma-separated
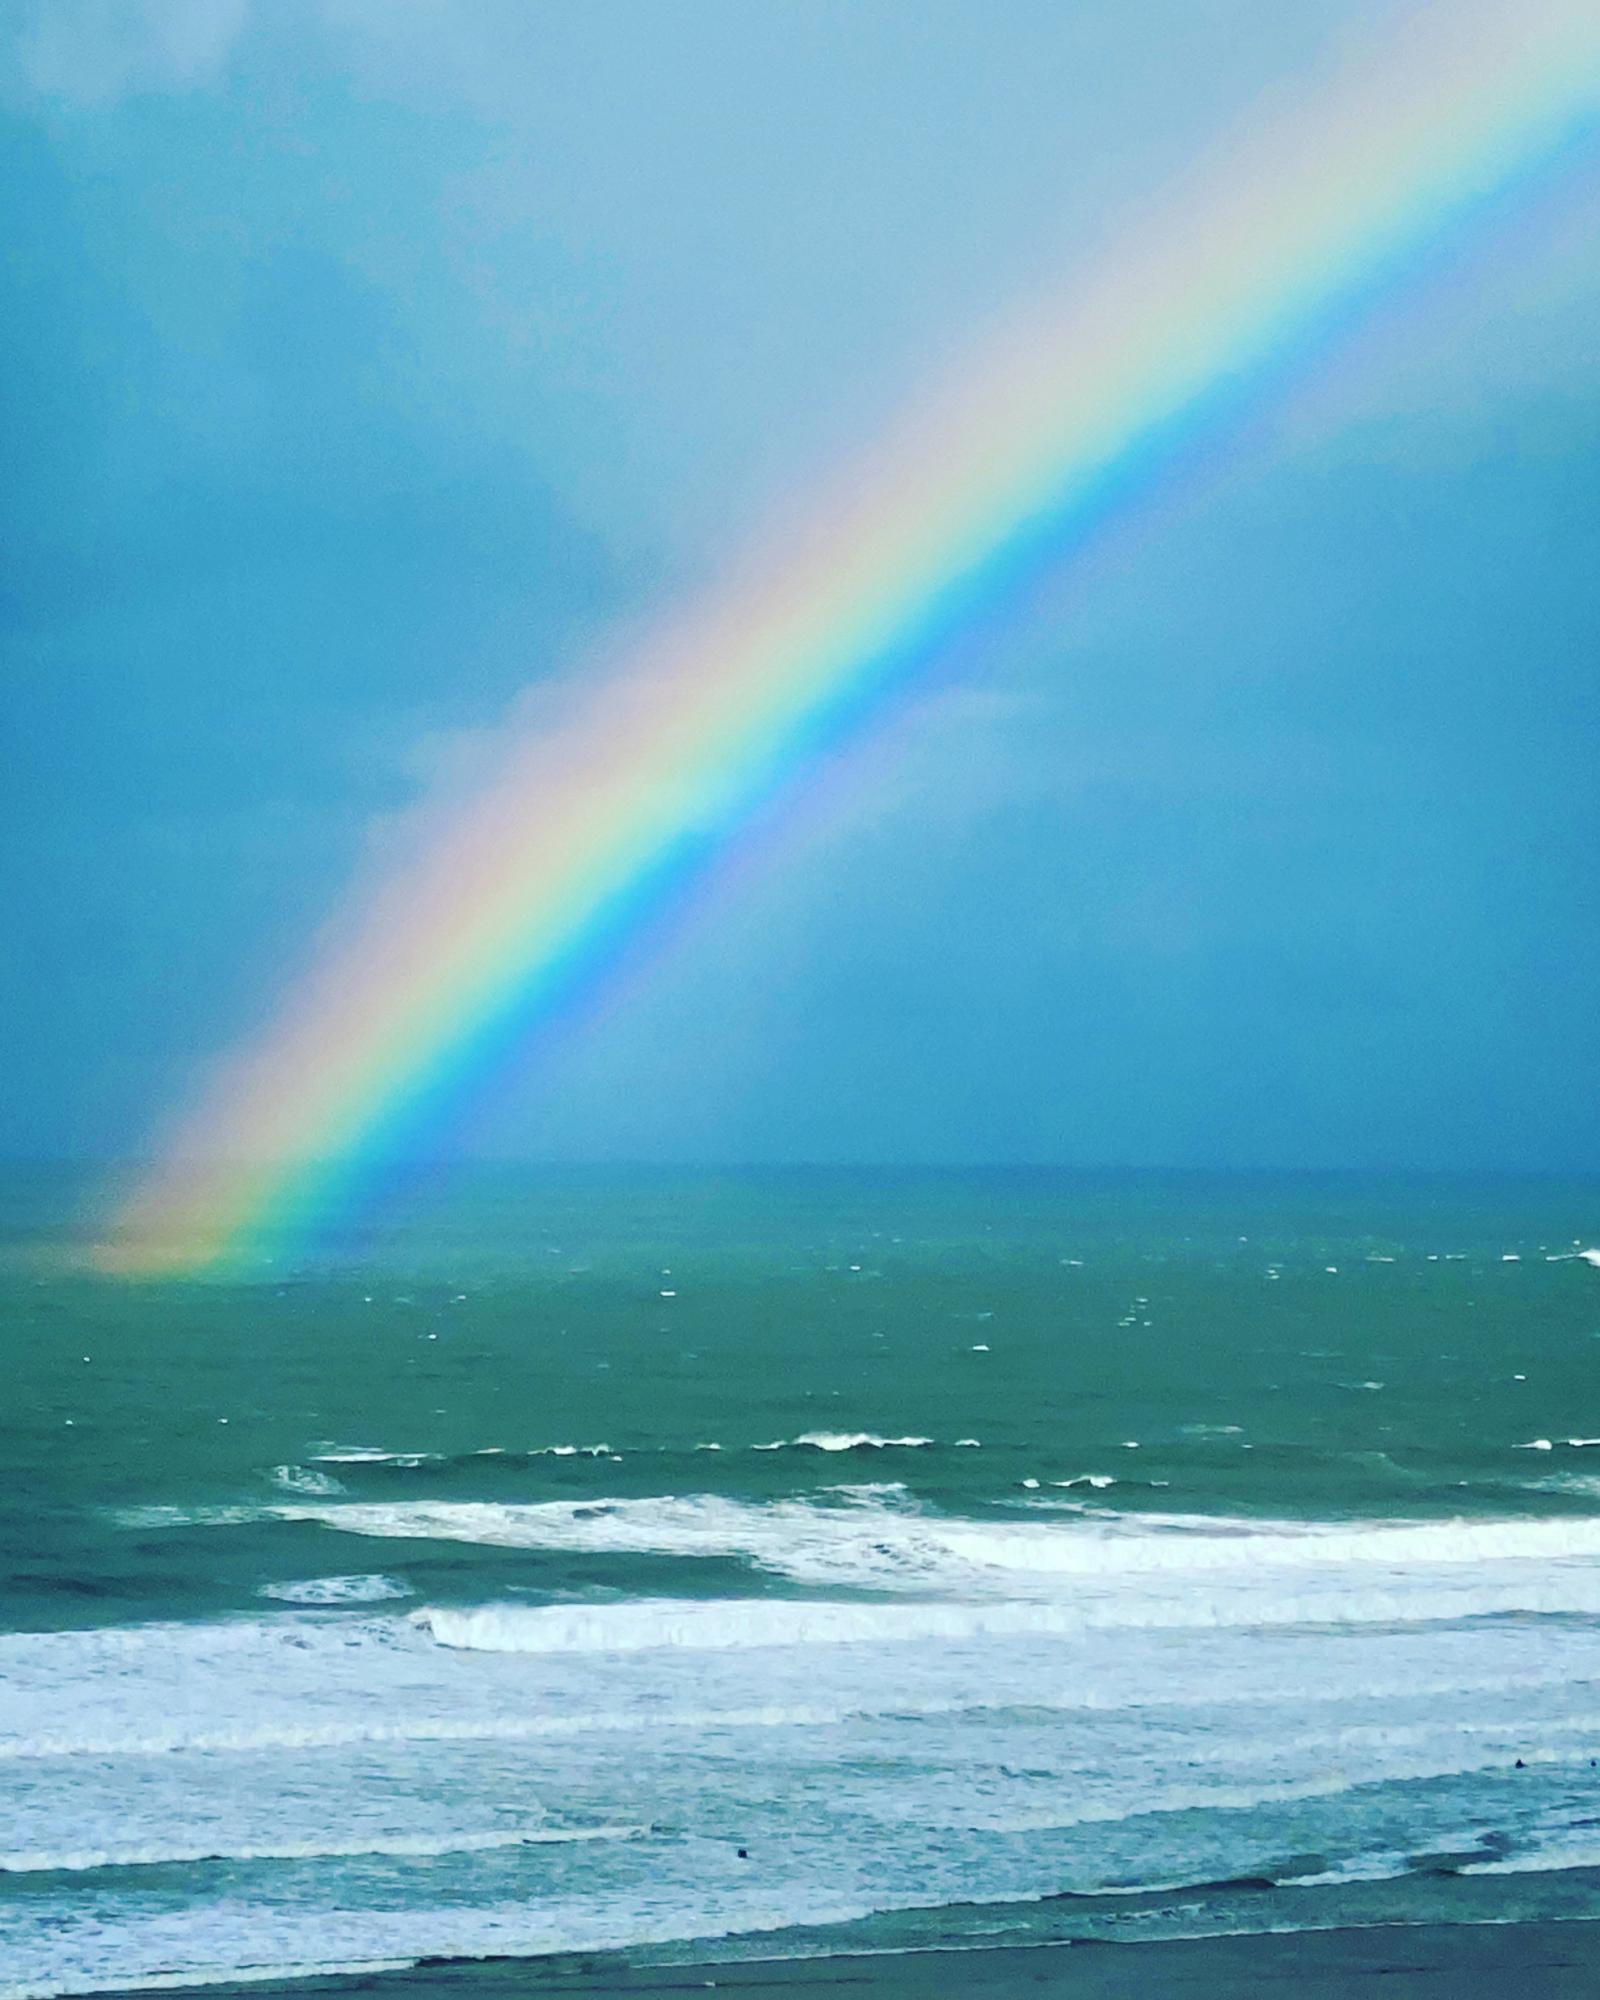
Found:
5,1166 -> 1600,1996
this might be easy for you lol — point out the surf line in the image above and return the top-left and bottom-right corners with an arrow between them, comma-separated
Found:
105,1 -> 1600,1273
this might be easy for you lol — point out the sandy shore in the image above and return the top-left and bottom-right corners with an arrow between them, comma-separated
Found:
106,1918 -> 1598,2000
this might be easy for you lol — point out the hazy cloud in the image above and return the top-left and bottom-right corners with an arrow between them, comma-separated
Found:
4,0 -> 1597,1171
8,0 -> 252,105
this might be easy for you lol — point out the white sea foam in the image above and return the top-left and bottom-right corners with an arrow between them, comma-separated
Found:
419,1599 -> 1055,1653
0,1692 -> 1002,1763
258,1575 -> 412,1606
268,1466 -> 346,1498
120,1488 -> 1600,1613
282,1492 -> 1600,1579
751,1433 -> 934,1452
35,1484 -> 1600,1999
0,1888 -> 888,2000
0,1823 -> 646,1875
0,1702 -> 924,1763
1461,1840 -> 1600,1876
5,1624 -> 1595,1768
0,1959 -> 418,2000
309,1449 -> 439,1467
929,1756 -> 1591,1837
418,1553 -> 1600,1651
115,1505 -> 267,1530
0,1670 -> 1579,1769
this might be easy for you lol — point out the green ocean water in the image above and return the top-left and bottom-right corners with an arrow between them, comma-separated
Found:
8,1169 -> 1600,1630
4,1168 -> 1600,1995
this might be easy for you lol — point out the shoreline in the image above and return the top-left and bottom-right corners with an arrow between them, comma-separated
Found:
503,1921 -> 1600,1995
82,1912 -> 1600,2000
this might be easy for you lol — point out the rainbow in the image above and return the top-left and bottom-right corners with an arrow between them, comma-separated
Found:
106,1 -> 1600,1273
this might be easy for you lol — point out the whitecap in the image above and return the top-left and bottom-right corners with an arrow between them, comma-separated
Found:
754,1432 -> 934,1452
259,1575 -> 413,1606
269,1465 -> 346,1498
309,1448 -> 439,1467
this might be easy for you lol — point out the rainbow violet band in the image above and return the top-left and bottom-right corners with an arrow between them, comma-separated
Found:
105,1 -> 1600,1274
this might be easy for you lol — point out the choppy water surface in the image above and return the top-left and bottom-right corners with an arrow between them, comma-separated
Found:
4,1169 -> 1600,1996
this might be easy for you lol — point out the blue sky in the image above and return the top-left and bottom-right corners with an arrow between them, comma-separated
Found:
3,0 -> 1597,1171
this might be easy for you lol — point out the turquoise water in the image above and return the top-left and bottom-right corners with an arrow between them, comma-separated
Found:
5,1169 -> 1600,1993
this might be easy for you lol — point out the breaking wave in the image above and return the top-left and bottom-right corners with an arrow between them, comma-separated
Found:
116,1487 -> 1600,1610
419,1560 -> 1600,1651
275,1494 -> 1600,1586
